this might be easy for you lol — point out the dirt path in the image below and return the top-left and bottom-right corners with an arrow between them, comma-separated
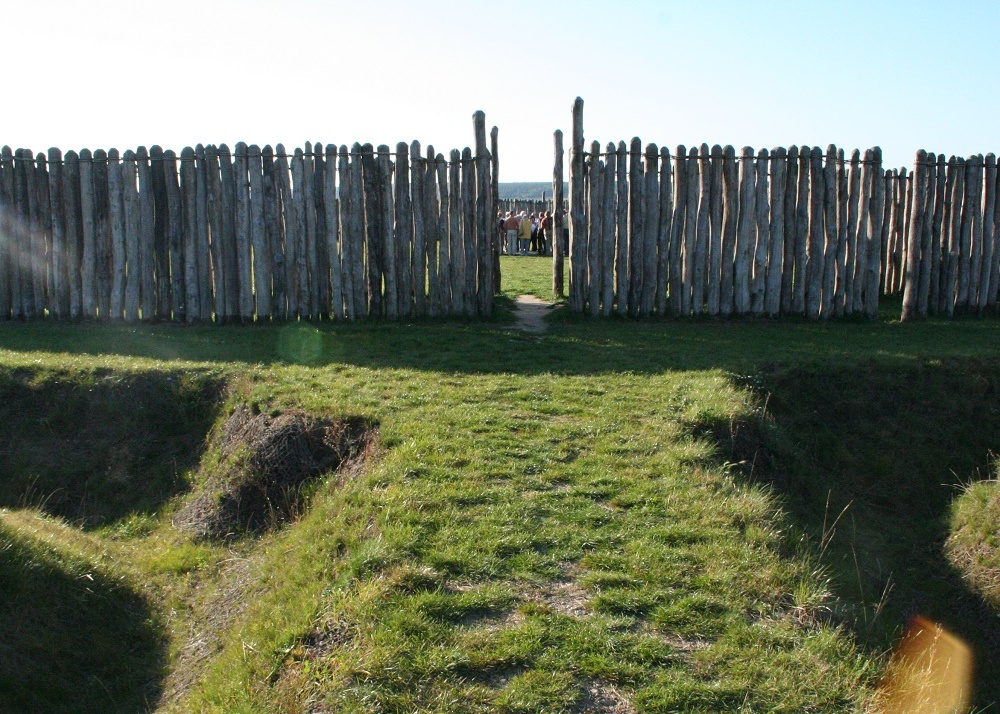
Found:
511,294 -> 553,333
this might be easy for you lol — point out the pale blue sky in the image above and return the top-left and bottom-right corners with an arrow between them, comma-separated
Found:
7,0 -> 1000,179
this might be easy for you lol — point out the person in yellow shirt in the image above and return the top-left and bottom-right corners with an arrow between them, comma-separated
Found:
517,211 -> 531,255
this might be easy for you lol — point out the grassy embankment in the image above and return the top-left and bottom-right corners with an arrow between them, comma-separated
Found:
1,254 -> 999,713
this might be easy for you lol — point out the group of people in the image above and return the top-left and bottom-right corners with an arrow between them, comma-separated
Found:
499,210 -> 552,256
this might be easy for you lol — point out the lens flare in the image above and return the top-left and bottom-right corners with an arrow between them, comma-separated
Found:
277,324 -> 323,365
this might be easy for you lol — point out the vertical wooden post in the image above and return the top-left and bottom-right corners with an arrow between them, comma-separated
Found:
569,97 -> 586,313
780,146 -> 798,314
669,145 -> 687,315
720,145 -> 738,316
34,153 -> 52,318
602,142 -> 617,316
969,154 -> 985,308
163,150 -> 184,320
844,150 -> 861,313
854,150 -> 873,313
552,129 -> 565,299
377,145 -> 397,319
304,144 -> 319,319
149,146 -> 170,319
216,145 -> 237,320
179,147 -> 199,322
0,147 -> 12,319
336,145 -> 353,320
359,144 -> 381,317
137,147 -> 157,320
234,143 -> 254,320
587,143 -> 603,316
436,154 -> 450,313
328,144 -> 348,321
107,149 -> 126,320
792,147 -> 810,314
21,150 -> 40,317
462,146 -> 476,317
766,147 -> 786,317
750,148 -> 770,316
194,145 -> 212,320
957,157 -> 975,311
978,154 -> 996,312
625,137 -> 642,315
901,151 -> 928,320
615,141 -> 629,316
865,148 -> 885,318
248,145 -> 270,320
425,147 -> 440,318
657,145 -> 674,316
59,150 -> 79,318
78,149 -> 97,318
734,147 -> 755,315
944,158 -> 963,316
833,148 -> 848,316
393,142 -> 412,317
410,141 -> 426,316
261,146 -> 284,318
820,145 -> 838,318
682,146 -> 699,315
928,155 -> 946,313
449,148 -> 465,314
475,112 -> 495,317
348,145 -> 367,317
205,145 -> 227,321
805,147 -> 824,318
46,148 -> 66,318
313,143 -> 329,318
707,145 -> 724,316
692,143 -> 711,316
491,125 -> 501,293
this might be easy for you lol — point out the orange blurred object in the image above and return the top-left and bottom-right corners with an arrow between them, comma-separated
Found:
877,616 -> 973,714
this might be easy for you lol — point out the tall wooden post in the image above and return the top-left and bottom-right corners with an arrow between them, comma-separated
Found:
552,129 -> 565,298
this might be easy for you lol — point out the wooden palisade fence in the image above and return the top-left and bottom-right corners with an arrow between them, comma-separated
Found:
563,97 -> 1000,321
0,112 -> 497,322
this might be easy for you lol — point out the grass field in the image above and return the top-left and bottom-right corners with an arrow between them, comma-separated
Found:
1,255 -> 999,713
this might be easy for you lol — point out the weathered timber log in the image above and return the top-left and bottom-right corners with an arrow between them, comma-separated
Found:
627,137 -> 642,315
247,145 -> 269,320
805,146 -> 824,318
462,146 -> 476,317
411,141 -> 427,317
194,145 -> 211,319
820,145 -> 837,318
833,149 -> 848,316
793,146 -> 810,314
683,146 -> 699,315
0,147 -> 13,319
75,149 -> 95,318
149,146 -> 169,319
569,98 -> 586,313
163,150 -> 183,320
425,146 -> 440,318
779,147 -> 797,314
844,150 -> 861,313
234,143 -> 254,320
641,143 -> 659,317
46,148 -> 66,318
435,154 -> 450,313
205,146 -> 227,321
692,143 -> 711,316
720,145 -> 738,316
957,156 -> 975,310
552,130 -> 565,299
360,144 -> 382,317
945,157 -> 963,316
587,143 -> 603,316
179,147 -> 199,322
901,151 -> 928,320
853,150 -> 872,314
328,144 -> 348,321
707,145 -> 724,316
751,148 -> 770,316
928,155 -> 946,313
393,142 -> 411,317
449,148 -> 465,314
766,147 -> 786,317
602,142 -> 617,316
615,141 -> 629,315
474,112 -> 493,317
137,147 -> 157,320
735,146 -> 755,315
979,153 -> 997,312
657,145 -> 674,315
865,148 -> 885,318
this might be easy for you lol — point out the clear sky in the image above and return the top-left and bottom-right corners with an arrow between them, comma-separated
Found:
7,0 -> 1000,180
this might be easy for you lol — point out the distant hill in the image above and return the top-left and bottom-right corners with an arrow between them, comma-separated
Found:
499,182 -> 568,200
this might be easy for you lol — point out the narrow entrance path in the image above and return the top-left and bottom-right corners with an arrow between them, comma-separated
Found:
511,294 -> 553,333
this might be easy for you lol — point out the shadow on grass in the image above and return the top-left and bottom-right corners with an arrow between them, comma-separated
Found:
3,299 -> 1000,377
0,522 -> 166,713
0,369 -> 223,529
698,360 -> 1000,708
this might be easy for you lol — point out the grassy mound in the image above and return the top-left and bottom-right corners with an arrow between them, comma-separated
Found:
948,478 -> 1000,607
176,404 -> 376,539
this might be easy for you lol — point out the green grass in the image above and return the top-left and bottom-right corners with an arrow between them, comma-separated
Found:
0,263 -> 998,713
